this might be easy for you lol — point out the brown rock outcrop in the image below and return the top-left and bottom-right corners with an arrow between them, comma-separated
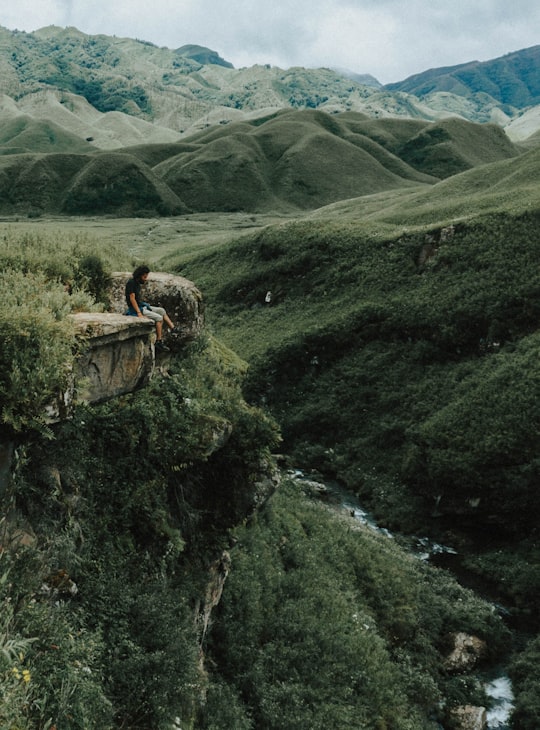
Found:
72,312 -> 156,404
449,704 -> 487,730
44,271 -> 204,419
444,632 -> 487,673
108,271 -> 204,347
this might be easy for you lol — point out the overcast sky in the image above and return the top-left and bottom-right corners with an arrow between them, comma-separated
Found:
1,0 -> 538,84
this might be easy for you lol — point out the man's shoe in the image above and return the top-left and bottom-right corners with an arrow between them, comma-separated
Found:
155,340 -> 170,352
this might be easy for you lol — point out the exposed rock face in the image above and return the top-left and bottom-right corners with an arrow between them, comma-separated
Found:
449,705 -> 487,730
0,510 -> 37,549
252,457 -> 282,508
108,271 -> 205,347
44,272 -> 204,418
72,312 -> 156,404
196,551 -> 232,647
444,632 -> 487,673
44,313 -> 155,421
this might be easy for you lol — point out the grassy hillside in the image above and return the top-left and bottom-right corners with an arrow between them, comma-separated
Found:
158,155 -> 540,730
0,228 -> 512,729
395,117 -> 519,178
62,152 -> 188,216
0,115 -> 95,154
164,147 -> 540,540
152,110 -> 436,213
0,90 -> 184,150
0,151 -> 187,216
205,478 -> 508,730
0,109 -> 522,216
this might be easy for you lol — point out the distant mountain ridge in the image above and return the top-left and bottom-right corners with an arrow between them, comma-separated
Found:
0,24 -> 538,218
0,24 -> 539,142
385,45 -> 540,109
175,44 -> 234,69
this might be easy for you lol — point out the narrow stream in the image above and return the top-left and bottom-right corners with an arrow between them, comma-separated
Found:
290,470 -> 515,729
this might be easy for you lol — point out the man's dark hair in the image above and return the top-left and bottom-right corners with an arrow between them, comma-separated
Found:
132,265 -> 150,280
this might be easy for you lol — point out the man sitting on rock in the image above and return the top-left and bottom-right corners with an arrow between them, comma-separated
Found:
125,265 -> 174,352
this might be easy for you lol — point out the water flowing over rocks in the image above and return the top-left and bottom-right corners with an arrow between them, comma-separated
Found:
288,469 -> 515,730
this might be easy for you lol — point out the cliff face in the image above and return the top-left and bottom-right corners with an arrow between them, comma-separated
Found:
71,313 -> 155,404
0,275 -> 280,729
3,269 -> 206,497
44,271 -> 205,420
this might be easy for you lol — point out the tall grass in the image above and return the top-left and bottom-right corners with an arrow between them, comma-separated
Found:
0,230 -> 131,433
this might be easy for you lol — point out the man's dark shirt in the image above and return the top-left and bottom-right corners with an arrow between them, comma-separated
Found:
125,278 -> 142,309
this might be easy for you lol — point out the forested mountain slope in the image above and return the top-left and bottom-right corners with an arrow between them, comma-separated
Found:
386,45 -> 540,109
1,24 -> 539,143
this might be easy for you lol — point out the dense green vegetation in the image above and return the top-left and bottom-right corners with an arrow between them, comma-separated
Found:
0,228 -> 517,729
509,634 -> 540,729
0,231 -> 282,727
0,230 -> 124,434
158,150 -> 540,726
169,206 -> 540,532
0,333 -> 280,729
204,479 -> 508,729
169,173 -> 540,530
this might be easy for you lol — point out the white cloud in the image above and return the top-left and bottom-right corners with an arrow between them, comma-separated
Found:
1,1 -> 66,32
1,0 -> 539,83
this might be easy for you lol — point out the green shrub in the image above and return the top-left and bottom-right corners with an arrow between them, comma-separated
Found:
0,230 -> 131,434
0,270 -> 77,433
0,229 -> 129,285
73,254 -> 111,304
509,634 -> 540,729
0,558 -> 35,730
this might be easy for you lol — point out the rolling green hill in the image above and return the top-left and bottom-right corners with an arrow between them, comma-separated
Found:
0,114 -> 95,154
0,150 -> 187,216
0,109 -> 521,216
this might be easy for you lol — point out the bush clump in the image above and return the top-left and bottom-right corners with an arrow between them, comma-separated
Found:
0,230 -> 130,434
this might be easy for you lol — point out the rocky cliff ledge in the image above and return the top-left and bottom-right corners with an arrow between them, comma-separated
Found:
108,271 -> 205,345
47,271 -> 204,419
70,312 -> 156,405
